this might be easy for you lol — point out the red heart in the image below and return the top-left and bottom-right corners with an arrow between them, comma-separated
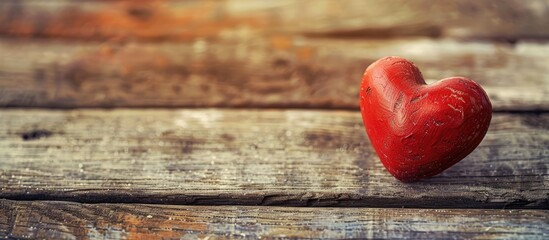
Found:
360,56 -> 492,182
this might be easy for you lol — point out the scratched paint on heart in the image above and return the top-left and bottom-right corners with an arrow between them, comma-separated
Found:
360,56 -> 492,182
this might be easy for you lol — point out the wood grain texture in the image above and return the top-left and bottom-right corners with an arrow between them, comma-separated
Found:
0,38 -> 548,110
1,109 -> 547,208
1,200 -> 548,240
1,0 -> 548,41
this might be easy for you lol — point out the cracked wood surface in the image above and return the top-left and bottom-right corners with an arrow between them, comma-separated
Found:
1,109 -> 547,208
1,200 -> 548,239
0,38 -> 548,110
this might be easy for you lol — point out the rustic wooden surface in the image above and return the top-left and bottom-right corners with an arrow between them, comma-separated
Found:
0,38 -> 548,110
1,0 -> 549,110
1,109 -> 547,208
1,0 -> 548,238
1,200 -> 548,239
1,0 -> 548,41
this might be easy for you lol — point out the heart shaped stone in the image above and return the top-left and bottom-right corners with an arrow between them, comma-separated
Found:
360,56 -> 492,182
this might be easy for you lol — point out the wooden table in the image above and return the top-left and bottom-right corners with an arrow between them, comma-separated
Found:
1,1 -> 548,239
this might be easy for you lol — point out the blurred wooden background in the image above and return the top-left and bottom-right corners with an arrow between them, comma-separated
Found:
0,0 -> 548,110
1,0 -> 548,239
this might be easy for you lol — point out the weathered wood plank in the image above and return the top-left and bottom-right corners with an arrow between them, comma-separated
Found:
0,38 -> 548,110
0,0 -> 548,41
1,200 -> 548,240
0,109 -> 547,208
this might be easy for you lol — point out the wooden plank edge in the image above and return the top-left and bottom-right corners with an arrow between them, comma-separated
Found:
1,110 -> 548,209
1,38 -> 548,111
1,199 -> 548,239
1,0 -> 549,41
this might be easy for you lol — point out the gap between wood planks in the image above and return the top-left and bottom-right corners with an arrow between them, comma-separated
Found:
1,109 -> 547,209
